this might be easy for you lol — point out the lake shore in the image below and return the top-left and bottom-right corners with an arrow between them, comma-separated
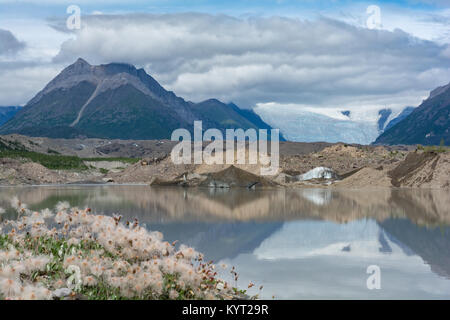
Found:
0,134 -> 448,189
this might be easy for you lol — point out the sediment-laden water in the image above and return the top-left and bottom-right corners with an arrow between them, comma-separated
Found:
1,185 -> 449,299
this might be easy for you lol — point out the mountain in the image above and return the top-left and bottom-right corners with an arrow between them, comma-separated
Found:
375,82 -> 450,146
384,107 -> 415,131
375,106 -> 416,133
0,58 -> 277,140
0,106 -> 21,126
377,109 -> 392,132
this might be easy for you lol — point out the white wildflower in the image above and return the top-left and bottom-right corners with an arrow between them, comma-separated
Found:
0,278 -> 21,298
55,201 -> 70,213
169,289 -> 179,300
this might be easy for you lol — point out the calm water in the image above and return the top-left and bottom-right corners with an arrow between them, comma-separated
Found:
1,185 -> 450,299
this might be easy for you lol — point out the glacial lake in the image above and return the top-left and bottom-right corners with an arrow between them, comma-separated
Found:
1,185 -> 450,299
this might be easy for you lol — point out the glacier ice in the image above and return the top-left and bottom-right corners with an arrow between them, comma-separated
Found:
254,106 -> 380,144
297,167 -> 338,181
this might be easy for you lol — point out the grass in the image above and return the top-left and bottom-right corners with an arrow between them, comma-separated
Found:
0,138 -> 140,170
0,149 -> 89,170
82,157 -> 140,164
416,144 -> 449,153
416,139 -> 449,153
47,148 -> 60,154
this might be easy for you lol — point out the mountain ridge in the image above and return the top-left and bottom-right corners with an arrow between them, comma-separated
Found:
375,82 -> 450,146
384,107 -> 415,132
0,106 -> 21,126
0,58 -> 280,140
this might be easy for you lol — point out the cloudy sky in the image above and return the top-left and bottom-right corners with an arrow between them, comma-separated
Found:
0,0 -> 449,120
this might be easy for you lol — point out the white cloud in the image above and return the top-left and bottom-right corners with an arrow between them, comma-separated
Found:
1,12 -> 450,113
49,14 -> 450,110
0,20 -> 71,105
0,63 -> 62,106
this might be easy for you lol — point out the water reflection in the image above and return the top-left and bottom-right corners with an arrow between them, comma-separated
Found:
0,185 -> 449,299
1,186 -> 449,225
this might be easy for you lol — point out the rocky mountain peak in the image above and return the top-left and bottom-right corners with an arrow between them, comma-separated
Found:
62,59 -> 140,79
429,81 -> 450,100
28,58 -> 171,106
0,58 -> 277,140
74,57 -> 90,66
62,57 -> 92,76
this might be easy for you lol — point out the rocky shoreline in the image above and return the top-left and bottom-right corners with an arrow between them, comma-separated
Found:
0,135 -> 448,189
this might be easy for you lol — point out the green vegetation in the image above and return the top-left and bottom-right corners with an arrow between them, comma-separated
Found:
99,168 -> 109,175
83,157 -> 140,164
0,138 -> 140,170
0,149 -> 89,170
416,143 -> 449,153
389,150 -> 399,157
47,148 -> 60,154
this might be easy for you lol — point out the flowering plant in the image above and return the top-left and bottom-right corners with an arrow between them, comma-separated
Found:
0,198 -> 254,300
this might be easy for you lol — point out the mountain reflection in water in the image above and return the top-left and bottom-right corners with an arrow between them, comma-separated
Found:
0,185 -> 449,299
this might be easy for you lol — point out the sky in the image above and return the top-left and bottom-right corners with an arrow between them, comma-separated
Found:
0,0 -> 449,122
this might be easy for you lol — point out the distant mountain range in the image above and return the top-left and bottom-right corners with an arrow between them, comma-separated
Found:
0,58 -> 279,140
375,82 -> 450,146
0,58 -> 447,146
0,106 -> 21,126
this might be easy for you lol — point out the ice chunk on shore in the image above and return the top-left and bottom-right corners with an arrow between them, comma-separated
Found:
297,167 -> 337,181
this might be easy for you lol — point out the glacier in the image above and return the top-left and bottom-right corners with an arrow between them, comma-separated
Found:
253,104 -> 411,145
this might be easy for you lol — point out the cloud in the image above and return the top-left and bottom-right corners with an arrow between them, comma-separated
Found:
49,13 -> 450,110
0,23 -> 68,105
0,29 -> 25,55
0,62 -> 62,106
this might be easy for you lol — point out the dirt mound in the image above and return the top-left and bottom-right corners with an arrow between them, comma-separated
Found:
199,165 -> 278,188
333,167 -> 392,188
112,157 -> 196,184
0,159 -> 65,184
389,151 -> 450,188
148,165 -> 277,188
0,157 -> 107,185
334,151 -> 450,189
18,162 -> 61,184
319,144 -> 366,158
